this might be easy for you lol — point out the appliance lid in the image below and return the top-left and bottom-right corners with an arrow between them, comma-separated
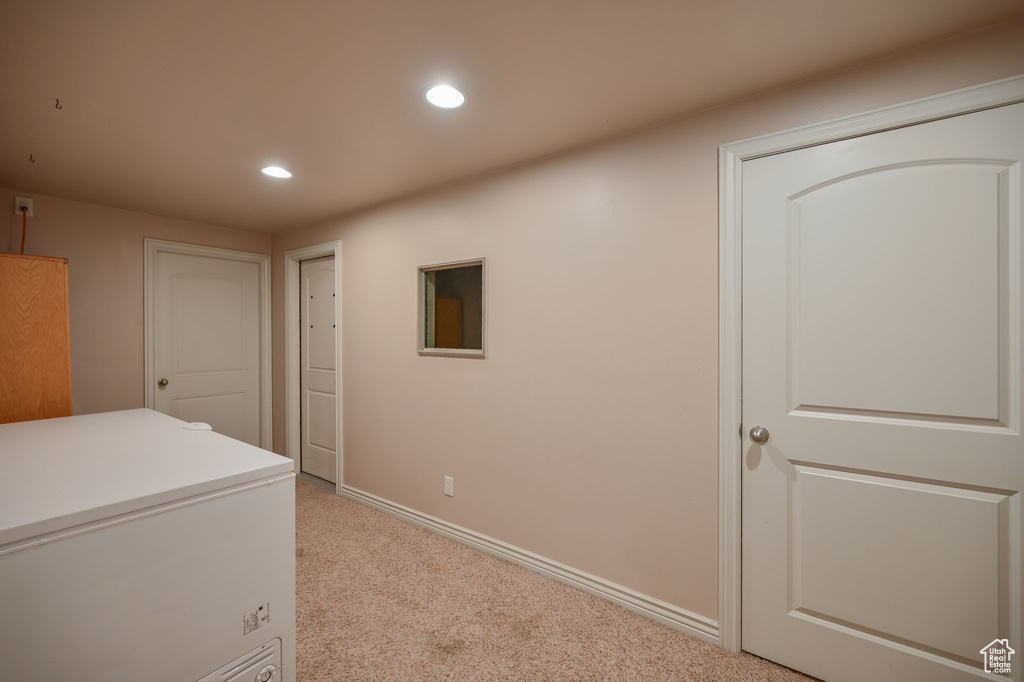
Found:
0,408 -> 294,547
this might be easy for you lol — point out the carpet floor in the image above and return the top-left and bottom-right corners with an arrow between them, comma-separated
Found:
295,480 -> 817,681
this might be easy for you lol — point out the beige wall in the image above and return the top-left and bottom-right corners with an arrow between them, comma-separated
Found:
272,19 -> 1024,622
1,190 -> 271,415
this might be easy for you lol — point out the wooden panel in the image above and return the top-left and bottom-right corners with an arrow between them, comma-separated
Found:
0,253 -> 72,423
435,295 -> 463,349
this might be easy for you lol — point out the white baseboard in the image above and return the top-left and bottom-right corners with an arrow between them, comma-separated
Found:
338,484 -> 720,646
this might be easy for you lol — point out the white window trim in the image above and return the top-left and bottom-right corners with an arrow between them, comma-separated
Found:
417,258 -> 486,358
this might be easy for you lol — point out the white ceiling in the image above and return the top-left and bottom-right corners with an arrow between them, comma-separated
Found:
2,0 -> 1022,233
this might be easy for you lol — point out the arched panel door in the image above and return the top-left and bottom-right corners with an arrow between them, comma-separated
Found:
742,102 -> 1023,681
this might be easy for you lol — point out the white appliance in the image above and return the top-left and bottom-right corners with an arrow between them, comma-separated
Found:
0,409 -> 296,682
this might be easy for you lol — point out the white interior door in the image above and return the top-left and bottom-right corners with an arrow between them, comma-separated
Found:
742,102 -> 1023,681
300,256 -> 337,483
152,250 -> 262,446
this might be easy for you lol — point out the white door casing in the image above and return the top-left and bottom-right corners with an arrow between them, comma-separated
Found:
720,76 -> 1024,681
145,240 -> 271,448
285,241 -> 343,488
300,256 -> 337,482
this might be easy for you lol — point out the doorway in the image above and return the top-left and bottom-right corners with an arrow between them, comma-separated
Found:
719,76 -> 1024,680
299,256 -> 337,483
144,239 -> 271,447
285,241 -> 343,490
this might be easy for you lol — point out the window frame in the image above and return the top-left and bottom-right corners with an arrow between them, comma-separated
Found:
417,258 -> 486,358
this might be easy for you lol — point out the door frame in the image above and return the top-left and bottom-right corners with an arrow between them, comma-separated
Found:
284,241 -> 343,488
143,239 -> 273,448
717,74 -> 1024,653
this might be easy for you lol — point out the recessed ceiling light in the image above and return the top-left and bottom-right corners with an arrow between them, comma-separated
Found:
261,166 -> 292,178
424,84 -> 465,109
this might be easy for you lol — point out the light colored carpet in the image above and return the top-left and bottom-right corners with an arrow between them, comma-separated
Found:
295,480 -> 816,681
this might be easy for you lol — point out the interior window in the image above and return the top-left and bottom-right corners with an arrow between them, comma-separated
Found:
419,260 -> 484,356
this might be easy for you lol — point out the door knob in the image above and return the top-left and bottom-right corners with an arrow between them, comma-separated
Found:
157,378 -> 169,387
749,425 -> 769,445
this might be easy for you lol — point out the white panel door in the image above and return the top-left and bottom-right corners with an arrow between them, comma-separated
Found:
153,252 -> 261,445
742,102 -> 1023,682
300,256 -> 337,483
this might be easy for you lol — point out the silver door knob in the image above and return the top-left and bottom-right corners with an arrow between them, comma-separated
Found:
749,425 -> 769,445
157,378 -> 169,387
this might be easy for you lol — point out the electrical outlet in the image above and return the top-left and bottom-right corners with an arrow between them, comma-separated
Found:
444,476 -> 454,497
14,197 -> 33,217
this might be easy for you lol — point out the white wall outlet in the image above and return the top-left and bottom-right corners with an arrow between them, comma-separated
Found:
14,196 -> 33,217
444,476 -> 454,497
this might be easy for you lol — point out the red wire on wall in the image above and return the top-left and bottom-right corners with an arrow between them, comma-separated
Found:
20,206 -> 27,254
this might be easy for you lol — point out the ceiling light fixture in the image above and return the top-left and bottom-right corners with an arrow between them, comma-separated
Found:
424,84 -> 466,109
261,166 -> 292,179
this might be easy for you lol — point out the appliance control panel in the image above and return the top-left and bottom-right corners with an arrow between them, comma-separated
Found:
197,638 -> 282,682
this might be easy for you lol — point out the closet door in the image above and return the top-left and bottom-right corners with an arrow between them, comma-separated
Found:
299,256 -> 337,483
